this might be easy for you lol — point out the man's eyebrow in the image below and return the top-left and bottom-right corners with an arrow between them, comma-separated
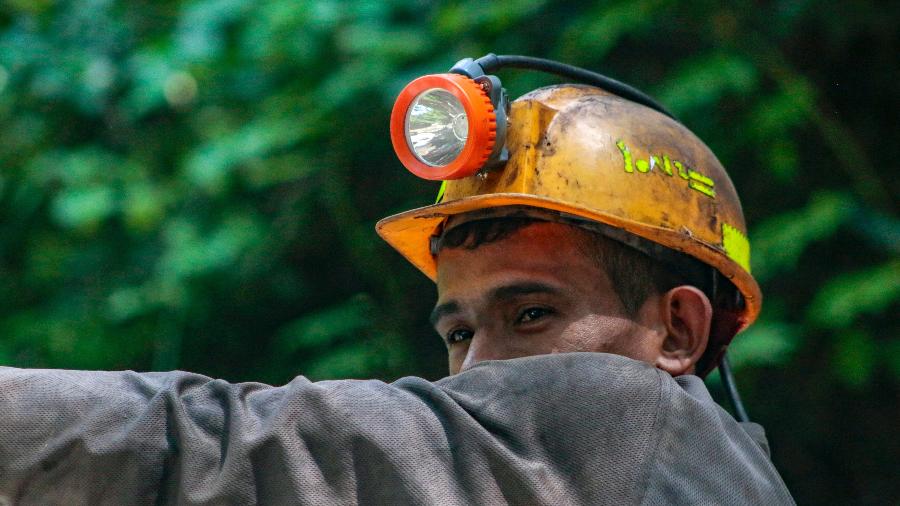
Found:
489,282 -> 563,302
430,282 -> 562,326
429,301 -> 461,326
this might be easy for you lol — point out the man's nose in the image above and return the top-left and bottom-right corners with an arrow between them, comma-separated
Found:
459,331 -> 508,372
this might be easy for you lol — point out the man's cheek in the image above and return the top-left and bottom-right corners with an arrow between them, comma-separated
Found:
557,328 -> 601,353
447,344 -> 469,375
560,317 -> 635,354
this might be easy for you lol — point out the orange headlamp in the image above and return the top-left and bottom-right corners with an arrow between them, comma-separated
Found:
389,72 -> 508,180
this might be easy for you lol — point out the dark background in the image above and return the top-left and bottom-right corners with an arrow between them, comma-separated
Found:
0,0 -> 897,503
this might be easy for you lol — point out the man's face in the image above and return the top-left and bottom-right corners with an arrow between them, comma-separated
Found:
433,221 -> 660,375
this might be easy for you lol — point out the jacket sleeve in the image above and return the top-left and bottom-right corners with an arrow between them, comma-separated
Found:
0,357 -> 654,506
0,354 -> 793,506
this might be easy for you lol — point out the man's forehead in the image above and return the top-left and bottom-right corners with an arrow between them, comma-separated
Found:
434,221 -> 601,292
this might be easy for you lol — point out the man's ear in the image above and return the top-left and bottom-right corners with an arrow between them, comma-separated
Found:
655,285 -> 712,376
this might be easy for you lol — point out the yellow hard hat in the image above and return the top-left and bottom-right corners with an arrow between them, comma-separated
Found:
377,59 -> 761,373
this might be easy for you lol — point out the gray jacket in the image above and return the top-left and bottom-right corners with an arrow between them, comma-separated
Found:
0,353 -> 794,505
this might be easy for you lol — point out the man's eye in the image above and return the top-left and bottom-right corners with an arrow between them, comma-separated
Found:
517,307 -> 552,324
446,328 -> 474,344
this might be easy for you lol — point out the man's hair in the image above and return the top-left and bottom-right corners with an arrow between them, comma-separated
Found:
438,217 -> 685,316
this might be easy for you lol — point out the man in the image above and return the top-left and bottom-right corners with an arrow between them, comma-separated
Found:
0,81 -> 794,504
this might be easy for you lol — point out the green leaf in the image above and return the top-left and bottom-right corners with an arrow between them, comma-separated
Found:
158,214 -> 265,280
832,330 -> 876,388
751,192 -> 855,281
809,260 -> 900,329
122,183 -> 167,231
123,50 -> 175,117
766,136 -> 799,182
747,80 -> 815,141
659,52 -> 758,115
559,0 -> 670,60
304,343 -> 373,380
184,117 -> 312,193
435,0 -> 548,36
106,286 -> 148,322
884,339 -> 900,382
728,320 -> 800,369
276,294 -> 375,352
51,186 -> 116,230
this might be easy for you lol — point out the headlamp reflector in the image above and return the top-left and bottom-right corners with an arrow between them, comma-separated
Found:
405,88 -> 468,167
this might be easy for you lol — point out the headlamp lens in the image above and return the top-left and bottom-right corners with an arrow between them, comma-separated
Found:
405,88 -> 468,167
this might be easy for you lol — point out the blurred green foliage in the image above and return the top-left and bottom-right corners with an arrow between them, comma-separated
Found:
0,0 -> 897,503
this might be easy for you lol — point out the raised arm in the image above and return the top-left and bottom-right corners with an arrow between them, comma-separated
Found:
0,353 -> 792,505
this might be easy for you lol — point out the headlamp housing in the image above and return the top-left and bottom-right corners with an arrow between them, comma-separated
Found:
390,73 -> 502,180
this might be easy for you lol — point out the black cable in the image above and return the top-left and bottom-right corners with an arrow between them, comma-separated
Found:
719,353 -> 750,423
474,54 -> 675,119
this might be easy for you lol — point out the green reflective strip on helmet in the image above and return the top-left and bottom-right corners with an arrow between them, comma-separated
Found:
723,223 -> 751,273
435,181 -> 447,204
